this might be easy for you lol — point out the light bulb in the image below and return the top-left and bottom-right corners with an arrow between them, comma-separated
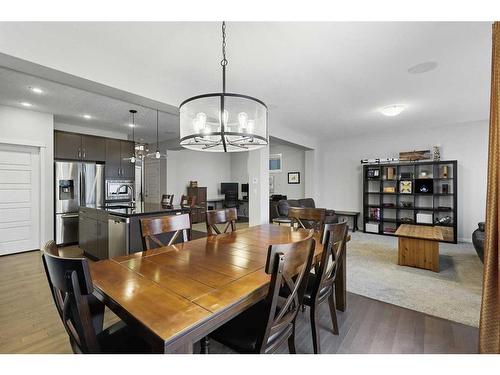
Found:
195,112 -> 207,132
130,155 -> 136,163
247,120 -> 255,133
155,150 -> 161,159
219,109 -> 229,125
238,112 -> 248,131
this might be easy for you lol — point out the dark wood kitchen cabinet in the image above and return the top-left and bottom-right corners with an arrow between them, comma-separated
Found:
54,130 -> 106,161
81,134 -> 106,161
79,207 -> 109,260
105,139 -> 136,179
120,141 -> 136,179
54,131 -> 82,160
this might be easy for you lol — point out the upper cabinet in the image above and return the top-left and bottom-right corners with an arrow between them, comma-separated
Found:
81,135 -> 106,161
105,139 -> 136,179
54,131 -> 106,162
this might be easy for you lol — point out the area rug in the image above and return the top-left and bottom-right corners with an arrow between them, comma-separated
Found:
346,232 -> 483,327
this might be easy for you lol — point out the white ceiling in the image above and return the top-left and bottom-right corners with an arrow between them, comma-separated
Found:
0,67 -> 180,143
0,22 -> 492,141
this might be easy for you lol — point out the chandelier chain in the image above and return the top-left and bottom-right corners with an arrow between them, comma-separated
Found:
221,21 -> 228,67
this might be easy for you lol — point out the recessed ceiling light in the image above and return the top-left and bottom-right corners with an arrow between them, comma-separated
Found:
20,102 -> 33,107
29,86 -> 44,94
83,114 -> 92,120
378,104 -> 407,117
408,61 -> 438,74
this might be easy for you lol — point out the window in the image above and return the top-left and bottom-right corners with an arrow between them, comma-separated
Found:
269,153 -> 282,173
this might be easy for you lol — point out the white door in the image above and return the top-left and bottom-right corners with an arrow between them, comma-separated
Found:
0,144 -> 40,255
144,159 -> 160,204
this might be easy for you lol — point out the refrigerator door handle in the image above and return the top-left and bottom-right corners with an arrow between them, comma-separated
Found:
80,166 -> 85,206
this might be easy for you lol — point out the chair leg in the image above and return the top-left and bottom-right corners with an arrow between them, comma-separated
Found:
200,336 -> 210,354
328,292 -> 339,335
310,304 -> 321,354
288,324 -> 297,354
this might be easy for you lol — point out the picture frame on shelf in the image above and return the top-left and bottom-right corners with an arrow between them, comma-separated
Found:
288,172 -> 300,184
399,180 -> 412,194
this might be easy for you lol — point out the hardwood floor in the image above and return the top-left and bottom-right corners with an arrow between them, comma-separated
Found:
0,248 -> 478,354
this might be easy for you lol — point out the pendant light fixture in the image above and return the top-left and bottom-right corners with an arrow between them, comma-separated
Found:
127,109 -> 137,163
179,21 -> 268,152
146,109 -> 167,159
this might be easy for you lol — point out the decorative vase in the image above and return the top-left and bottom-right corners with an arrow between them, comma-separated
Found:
472,222 -> 485,263
433,145 -> 441,161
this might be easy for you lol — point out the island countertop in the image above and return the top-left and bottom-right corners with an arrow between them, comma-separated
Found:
82,202 -> 190,217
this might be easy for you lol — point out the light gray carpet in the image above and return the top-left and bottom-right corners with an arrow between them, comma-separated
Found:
346,232 -> 483,327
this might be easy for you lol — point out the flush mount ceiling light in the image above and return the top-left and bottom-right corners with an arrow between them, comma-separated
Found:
408,61 -> 438,74
20,102 -> 32,107
146,110 -> 167,159
378,104 -> 407,117
29,87 -> 43,94
179,21 -> 268,152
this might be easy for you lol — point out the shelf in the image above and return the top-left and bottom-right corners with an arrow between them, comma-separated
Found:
363,160 -> 457,243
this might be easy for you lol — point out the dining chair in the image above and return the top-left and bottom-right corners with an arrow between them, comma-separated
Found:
287,207 -> 326,234
41,241 -> 151,353
223,190 -> 239,209
140,213 -> 192,249
161,194 -> 174,206
304,221 -> 348,354
209,230 -> 316,354
206,208 -> 238,235
180,194 -> 196,207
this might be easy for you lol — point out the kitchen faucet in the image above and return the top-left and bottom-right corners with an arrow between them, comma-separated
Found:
114,184 -> 135,206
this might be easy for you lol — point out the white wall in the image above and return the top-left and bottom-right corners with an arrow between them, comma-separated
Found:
269,143 -> 306,199
317,120 -> 488,242
165,149 -> 232,203
0,105 -> 54,247
230,152 -> 249,199
54,122 -> 128,140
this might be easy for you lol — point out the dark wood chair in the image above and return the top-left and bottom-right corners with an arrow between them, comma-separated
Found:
161,194 -> 174,206
180,194 -> 196,208
304,221 -> 348,354
206,208 -> 238,236
140,213 -> 191,249
287,207 -> 326,234
41,241 -> 151,353
223,190 -> 239,209
209,230 -> 316,354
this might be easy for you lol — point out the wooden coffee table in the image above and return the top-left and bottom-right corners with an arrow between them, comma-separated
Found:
395,224 -> 444,272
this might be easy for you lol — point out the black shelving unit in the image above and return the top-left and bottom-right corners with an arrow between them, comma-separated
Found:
362,160 -> 457,243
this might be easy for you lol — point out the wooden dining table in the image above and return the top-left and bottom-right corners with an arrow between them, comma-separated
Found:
89,223 -> 349,353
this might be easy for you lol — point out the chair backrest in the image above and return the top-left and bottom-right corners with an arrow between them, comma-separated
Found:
41,241 -> 100,353
298,198 -> 316,208
256,230 -> 316,354
276,199 -> 300,217
180,194 -> 196,208
161,194 -> 174,206
223,191 -> 238,208
313,221 -> 348,301
206,208 -> 238,235
287,207 -> 326,233
140,213 -> 192,249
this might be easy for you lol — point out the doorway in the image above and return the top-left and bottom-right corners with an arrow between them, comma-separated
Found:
0,143 -> 40,255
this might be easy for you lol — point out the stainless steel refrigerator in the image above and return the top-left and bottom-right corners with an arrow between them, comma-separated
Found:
55,161 -> 104,245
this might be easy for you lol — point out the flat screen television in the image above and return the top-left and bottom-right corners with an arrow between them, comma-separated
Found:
221,182 -> 238,195
241,183 -> 249,193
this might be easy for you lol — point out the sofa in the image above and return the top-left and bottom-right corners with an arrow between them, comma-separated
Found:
273,198 -> 338,225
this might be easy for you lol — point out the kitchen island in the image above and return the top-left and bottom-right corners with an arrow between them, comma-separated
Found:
79,203 -> 190,260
